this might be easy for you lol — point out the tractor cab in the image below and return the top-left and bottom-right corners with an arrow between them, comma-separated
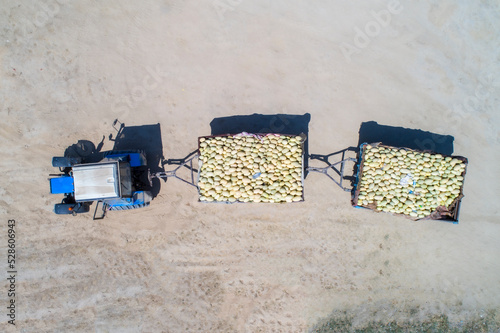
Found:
49,152 -> 152,219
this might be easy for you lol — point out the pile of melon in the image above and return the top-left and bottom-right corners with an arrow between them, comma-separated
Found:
356,145 -> 466,219
198,134 -> 304,203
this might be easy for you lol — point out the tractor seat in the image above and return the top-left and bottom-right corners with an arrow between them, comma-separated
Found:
50,176 -> 75,194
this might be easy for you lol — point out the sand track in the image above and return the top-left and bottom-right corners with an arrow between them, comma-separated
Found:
1,1 -> 500,332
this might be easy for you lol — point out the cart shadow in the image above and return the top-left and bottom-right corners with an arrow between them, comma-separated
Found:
210,113 -> 311,170
357,121 -> 454,155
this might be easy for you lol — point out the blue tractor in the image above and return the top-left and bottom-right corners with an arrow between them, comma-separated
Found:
49,151 -> 153,219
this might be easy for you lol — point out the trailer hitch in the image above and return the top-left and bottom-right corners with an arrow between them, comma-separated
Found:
152,151 -> 199,187
306,147 -> 358,192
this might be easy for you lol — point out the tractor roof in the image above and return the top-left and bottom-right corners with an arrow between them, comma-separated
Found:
72,162 -> 121,201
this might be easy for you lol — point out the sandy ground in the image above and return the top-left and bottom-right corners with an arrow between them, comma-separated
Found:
1,0 -> 500,332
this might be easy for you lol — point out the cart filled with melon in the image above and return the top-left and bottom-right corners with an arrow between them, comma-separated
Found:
352,143 -> 467,223
197,133 -> 305,203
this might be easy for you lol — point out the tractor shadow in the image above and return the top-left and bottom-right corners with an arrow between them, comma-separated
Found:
210,113 -> 311,171
110,122 -> 164,198
63,121 -> 165,198
63,138 -> 105,164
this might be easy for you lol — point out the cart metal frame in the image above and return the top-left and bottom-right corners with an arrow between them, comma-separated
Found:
153,150 -> 199,187
306,147 -> 358,192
